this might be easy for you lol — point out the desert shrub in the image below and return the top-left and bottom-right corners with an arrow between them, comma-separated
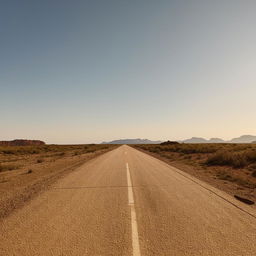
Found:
85,149 -> 95,153
216,170 -> 233,181
248,163 -> 256,170
142,143 -> 256,169
230,144 -> 253,152
205,151 -> 248,168
37,159 -> 44,163
244,151 -> 256,163
137,145 -> 149,151
0,163 -> 19,172
57,152 -> 65,156
142,144 -> 219,154
0,146 -> 42,155
100,146 -> 109,150
231,154 -> 248,168
207,152 -> 227,166
2,150 -> 15,154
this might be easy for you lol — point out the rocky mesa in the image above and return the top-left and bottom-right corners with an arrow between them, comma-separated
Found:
0,139 -> 45,146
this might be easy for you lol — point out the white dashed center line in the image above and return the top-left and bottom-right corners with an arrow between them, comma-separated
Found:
126,163 -> 141,256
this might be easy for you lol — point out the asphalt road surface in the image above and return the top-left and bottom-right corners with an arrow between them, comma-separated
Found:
1,145 -> 255,255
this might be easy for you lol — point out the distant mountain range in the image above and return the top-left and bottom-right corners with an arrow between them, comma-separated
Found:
102,138 -> 162,144
228,135 -> 256,143
102,135 -> 256,144
182,135 -> 256,144
182,137 -> 225,143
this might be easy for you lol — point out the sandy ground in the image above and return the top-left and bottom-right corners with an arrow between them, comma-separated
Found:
0,145 -> 255,255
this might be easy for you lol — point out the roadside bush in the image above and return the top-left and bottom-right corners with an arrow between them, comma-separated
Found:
205,151 -> 248,168
0,163 -> 19,172
244,151 -> 256,163
57,152 -> 65,156
2,150 -> 15,155
86,149 -> 96,153
216,170 -> 233,181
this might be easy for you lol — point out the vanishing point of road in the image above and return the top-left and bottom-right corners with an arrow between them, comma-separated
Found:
1,145 -> 255,255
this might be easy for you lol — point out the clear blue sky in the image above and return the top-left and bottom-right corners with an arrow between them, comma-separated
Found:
1,0 -> 256,143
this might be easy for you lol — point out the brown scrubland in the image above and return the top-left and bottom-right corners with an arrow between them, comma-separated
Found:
134,143 -> 256,202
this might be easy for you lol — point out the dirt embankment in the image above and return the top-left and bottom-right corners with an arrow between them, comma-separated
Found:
0,144 -> 117,220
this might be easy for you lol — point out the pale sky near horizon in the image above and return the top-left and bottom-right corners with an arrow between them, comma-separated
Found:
1,0 -> 256,144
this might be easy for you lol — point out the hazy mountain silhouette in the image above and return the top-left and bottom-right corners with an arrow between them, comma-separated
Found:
208,138 -> 225,143
102,135 -> 256,144
102,138 -> 162,144
182,137 -> 224,143
228,135 -> 256,143
182,135 -> 256,143
182,137 -> 208,143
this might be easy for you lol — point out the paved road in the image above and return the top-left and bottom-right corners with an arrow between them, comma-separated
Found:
1,145 -> 256,255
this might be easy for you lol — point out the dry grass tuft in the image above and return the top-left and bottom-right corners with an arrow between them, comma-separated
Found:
0,163 -> 19,172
